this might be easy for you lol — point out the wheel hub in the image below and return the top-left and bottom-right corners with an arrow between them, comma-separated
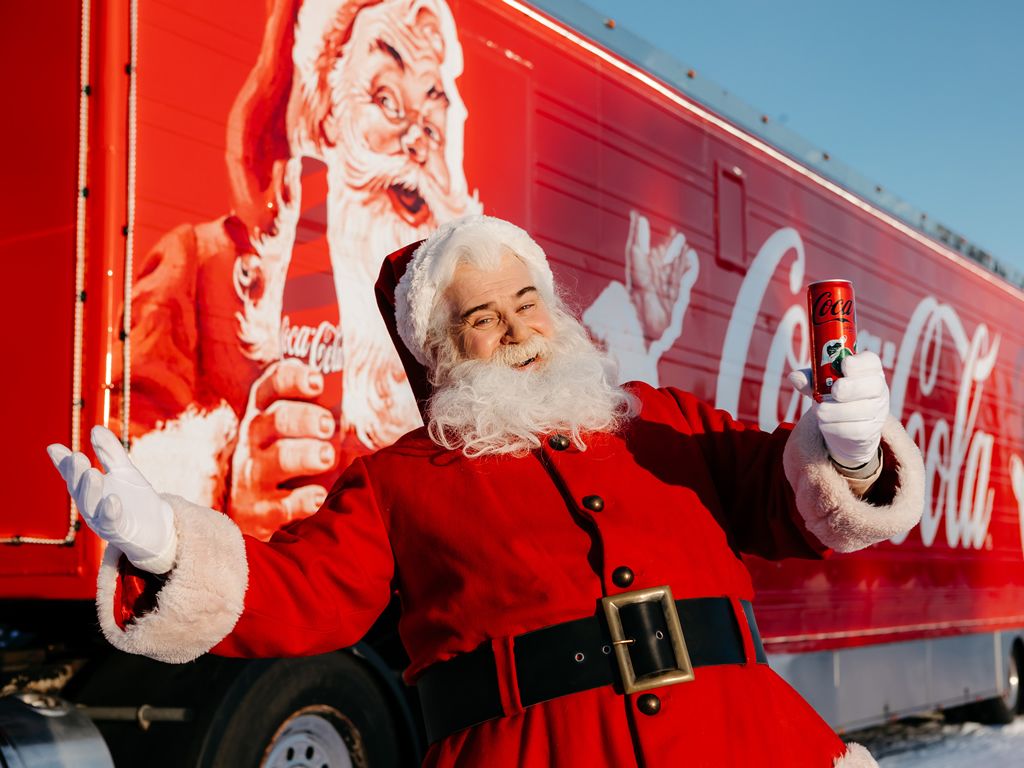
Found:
262,710 -> 354,768
1003,651 -> 1020,713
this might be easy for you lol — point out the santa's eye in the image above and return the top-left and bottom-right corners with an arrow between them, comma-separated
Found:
373,87 -> 403,120
517,303 -> 535,313
423,121 -> 443,145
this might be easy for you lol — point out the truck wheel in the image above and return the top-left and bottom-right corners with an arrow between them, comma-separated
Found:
195,653 -> 409,768
1005,642 -> 1023,715
975,641 -> 1021,724
946,641 -> 1022,725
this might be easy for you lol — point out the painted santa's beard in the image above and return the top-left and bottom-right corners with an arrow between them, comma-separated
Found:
321,157 -> 479,449
321,181 -> 425,448
427,314 -> 639,458
318,94 -> 479,449
338,142 -> 448,233
320,109 -> 476,286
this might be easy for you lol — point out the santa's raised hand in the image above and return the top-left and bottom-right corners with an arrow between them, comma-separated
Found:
788,351 -> 890,469
624,211 -> 699,345
47,426 -> 177,574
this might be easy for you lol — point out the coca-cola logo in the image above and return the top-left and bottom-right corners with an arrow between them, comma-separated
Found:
716,225 -> 1005,554
280,316 -> 344,374
812,291 -> 853,326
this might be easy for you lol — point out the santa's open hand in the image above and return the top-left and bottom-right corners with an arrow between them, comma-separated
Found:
625,211 -> 699,343
46,426 -> 177,573
231,359 -> 336,534
787,351 -> 889,468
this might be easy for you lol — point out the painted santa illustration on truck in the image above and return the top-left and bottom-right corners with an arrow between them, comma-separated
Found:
117,0 -> 480,537
117,0 -> 697,539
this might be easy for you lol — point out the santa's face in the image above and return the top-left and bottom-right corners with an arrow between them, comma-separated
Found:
327,2 -> 454,229
425,254 -> 634,457
444,252 -> 555,367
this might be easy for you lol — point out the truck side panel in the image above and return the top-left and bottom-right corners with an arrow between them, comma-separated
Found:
0,0 -> 94,593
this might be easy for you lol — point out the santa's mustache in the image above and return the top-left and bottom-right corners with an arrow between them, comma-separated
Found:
342,151 -> 456,218
331,103 -> 459,217
489,335 -> 550,369
343,144 -> 421,191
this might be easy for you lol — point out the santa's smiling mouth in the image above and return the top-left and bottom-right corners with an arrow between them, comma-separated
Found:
387,182 -> 431,227
515,355 -> 540,369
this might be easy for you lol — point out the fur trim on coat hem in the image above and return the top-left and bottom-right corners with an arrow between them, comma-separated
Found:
96,495 -> 248,663
834,742 -> 879,767
128,402 -> 238,508
783,411 -> 925,553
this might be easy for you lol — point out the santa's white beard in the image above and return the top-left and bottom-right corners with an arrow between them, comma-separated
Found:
426,314 -> 639,457
328,81 -> 479,280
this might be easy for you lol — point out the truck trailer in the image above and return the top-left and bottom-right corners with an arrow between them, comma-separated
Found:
3,0 -> 1023,764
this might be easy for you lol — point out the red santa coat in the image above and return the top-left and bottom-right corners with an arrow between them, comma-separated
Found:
97,376 -> 922,767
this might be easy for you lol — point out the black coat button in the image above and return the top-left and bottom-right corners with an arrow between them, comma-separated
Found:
581,495 -> 604,512
548,434 -> 570,451
611,566 -> 634,588
636,693 -> 661,716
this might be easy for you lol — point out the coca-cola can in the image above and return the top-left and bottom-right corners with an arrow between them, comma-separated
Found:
807,279 -> 857,402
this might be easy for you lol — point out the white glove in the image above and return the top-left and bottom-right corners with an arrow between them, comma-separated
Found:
47,426 -> 177,574
788,351 -> 889,468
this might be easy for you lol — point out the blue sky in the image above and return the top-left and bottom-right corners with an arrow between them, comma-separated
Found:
578,0 -> 1023,275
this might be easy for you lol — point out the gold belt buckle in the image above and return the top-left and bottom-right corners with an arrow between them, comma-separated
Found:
600,585 -> 695,695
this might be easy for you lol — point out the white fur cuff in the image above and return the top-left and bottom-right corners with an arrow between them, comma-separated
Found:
96,495 -> 249,664
783,411 -> 925,553
834,743 -> 879,767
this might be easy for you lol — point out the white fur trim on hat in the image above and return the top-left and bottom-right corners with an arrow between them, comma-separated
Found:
96,494 -> 248,664
834,743 -> 879,767
783,411 -> 925,553
395,215 -> 555,365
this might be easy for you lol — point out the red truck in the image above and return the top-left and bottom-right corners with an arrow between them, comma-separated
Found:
4,0 -> 1023,764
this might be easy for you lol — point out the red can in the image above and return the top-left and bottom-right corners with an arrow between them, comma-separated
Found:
807,280 -> 857,402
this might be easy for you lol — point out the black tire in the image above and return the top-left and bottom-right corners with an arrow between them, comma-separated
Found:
965,698 -> 1015,725
945,642 -> 1022,726
193,653 -> 411,768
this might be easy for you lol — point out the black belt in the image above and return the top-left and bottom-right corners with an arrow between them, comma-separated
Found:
416,592 -> 766,744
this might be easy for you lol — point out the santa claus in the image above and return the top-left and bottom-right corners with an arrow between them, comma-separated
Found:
118,0 -> 480,538
52,215 -> 923,766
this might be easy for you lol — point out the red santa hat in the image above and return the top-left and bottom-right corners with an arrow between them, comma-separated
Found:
391,215 -> 556,366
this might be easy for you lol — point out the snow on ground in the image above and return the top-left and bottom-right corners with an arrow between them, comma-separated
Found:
846,716 -> 1024,767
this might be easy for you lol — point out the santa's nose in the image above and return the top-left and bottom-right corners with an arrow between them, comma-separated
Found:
501,317 -> 530,344
401,124 -> 428,164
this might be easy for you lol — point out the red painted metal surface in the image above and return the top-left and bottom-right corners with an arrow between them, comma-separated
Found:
0,0 -> 95,598
0,1 -> 78,543
4,0 -> 1023,650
